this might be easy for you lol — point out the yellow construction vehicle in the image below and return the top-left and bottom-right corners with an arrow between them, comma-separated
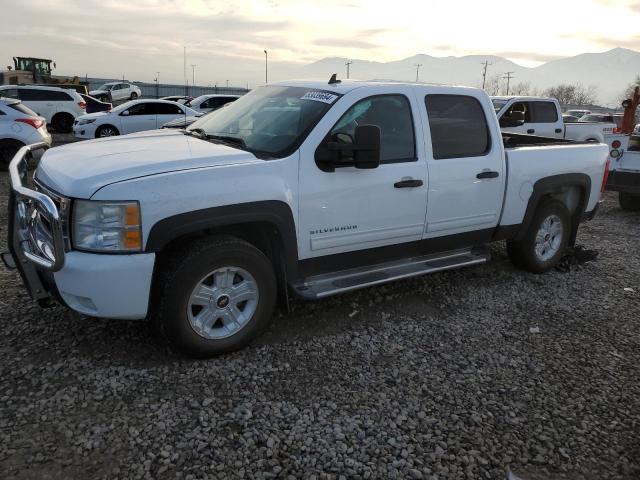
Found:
1,57 -> 81,86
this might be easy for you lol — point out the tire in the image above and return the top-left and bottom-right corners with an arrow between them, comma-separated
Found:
95,125 -> 120,138
619,192 -> 640,211
130,92 -> 138,100
153,236 -> 277,357
0,139 -> 24,171
507,199 -> 571,273
51,112 -> 74,133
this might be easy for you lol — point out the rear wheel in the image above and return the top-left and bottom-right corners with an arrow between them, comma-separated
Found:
619,192 -> 640,211
130,92 -> 138,100
507,199 -> 571,273
51,112 -> 74,133
153,236 -> 277,357
95,125 -> 120,138
0,139 -> 24,170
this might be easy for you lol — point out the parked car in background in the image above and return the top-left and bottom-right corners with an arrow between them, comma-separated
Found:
565,109 -> 591,118
161,96 -> 193,105
493,96 -> 615,142
634,123 -> 640,134
73,99 -> 200,138
80,94 -> 112,114
89,82 -> 142,103
0,84 -> 85,132
0,98 -> 51,168
186,94 -> 240,113
579,113 -> 614,123
8,81 -> 608,356
562,114 -> 580,123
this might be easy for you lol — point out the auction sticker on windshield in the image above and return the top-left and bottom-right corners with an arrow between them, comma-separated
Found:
301,91 -> 339,104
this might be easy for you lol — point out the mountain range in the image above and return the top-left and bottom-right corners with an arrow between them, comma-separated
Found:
287,48 -> 640,107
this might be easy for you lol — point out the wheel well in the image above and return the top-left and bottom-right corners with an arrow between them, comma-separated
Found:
52,111 -> 73,121
534,185 -> 586,244
157,222 -> 287,278
95,124 -> 119,136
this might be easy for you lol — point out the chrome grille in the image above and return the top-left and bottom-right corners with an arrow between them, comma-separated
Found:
34,177 -> 72,252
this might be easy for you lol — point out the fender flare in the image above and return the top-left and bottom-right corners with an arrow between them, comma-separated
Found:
145,200 -> 299,275
515,173 -> 591,242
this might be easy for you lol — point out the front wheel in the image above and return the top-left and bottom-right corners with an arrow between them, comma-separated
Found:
619,192 -> 640,211
154,236 -> 277,357
95,125 -> 120,138
507,199 -> 571,273
130,92 -> 138,100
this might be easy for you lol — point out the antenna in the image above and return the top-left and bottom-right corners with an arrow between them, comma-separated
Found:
345,60 -> 352,79
414,63 -> 422,82
183,46 -> 187,96
481,60 -> 492,89
503,71 -> 515,95
191,64 -> 197,86
328,73 -> 341,84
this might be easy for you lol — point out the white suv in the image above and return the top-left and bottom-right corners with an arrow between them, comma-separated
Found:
89,82 -> 142,103
0,85 -> 86,133
0,98 -> 51,169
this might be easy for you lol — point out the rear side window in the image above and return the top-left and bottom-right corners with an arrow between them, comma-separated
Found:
154,103 -> 184,115
532,102 -> 558,123
18,89 -> 72,101
126,103 -> 153,115
425,94 -> 491,159
0,88 -> 19,99
330,94 -> 416,163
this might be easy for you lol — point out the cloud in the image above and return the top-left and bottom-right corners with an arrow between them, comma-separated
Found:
313,38 -> 380,49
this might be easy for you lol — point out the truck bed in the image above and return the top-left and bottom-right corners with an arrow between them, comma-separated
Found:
502,132 -> 576,148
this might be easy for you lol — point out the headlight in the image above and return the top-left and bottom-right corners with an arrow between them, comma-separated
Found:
73,200 -> 142,252
78,119 -> 96,125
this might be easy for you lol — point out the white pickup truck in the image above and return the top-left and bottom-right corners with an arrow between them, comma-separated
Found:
5,80 -> 609,356
492,96 -> 615,143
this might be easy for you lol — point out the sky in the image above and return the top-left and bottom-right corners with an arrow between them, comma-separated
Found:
1,0 -> 640,87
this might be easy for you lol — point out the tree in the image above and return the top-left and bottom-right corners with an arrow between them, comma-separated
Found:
619,75 -> 640,103
483,74 -> 503,96
543,83 -> 598,106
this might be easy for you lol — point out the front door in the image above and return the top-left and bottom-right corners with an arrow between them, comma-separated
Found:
419,91 -> 505,238
298,88 -> 428,259
120,102 -> 156,134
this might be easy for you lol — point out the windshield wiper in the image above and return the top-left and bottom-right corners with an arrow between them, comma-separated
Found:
182,128 -> 206,138
206,134 -> 247,150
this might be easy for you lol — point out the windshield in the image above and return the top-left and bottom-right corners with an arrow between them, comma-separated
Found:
187,86 -> 340,158
492,99 -> 508,113
97,84 -> 114,91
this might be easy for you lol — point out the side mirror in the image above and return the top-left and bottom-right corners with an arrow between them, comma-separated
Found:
121,110 -> 129,116
315,125 -> 381,172
352,124 -> 381,169
499,111 -> 525,128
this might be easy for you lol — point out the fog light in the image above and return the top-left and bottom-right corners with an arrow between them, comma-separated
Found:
610,149 -> 621,158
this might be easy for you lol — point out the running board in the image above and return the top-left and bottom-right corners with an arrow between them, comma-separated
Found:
293,247 -> 490,299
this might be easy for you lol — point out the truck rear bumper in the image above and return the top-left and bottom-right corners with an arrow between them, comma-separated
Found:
606,170 -> 640,194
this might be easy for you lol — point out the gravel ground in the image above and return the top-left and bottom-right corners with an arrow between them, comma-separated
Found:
0,164 -> 639,479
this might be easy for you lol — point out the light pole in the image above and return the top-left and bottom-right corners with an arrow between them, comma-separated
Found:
191,64 -> 197,86
503,71 -> 515,96
345,60 -> 352,79
480,61 -> 491,90
155,71 -> 160,98
414,63 -> 422,82
264,50 -> 268,84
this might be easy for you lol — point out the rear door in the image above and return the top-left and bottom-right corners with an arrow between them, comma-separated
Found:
419,90 -> 505,239
153,102 -> 186,127
529,101 -> 562,137
17,89 -> 55,123
120,102 -> 157,133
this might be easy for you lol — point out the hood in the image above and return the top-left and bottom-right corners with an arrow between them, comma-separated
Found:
89,89 -> 107,96
36,129 -> 261,198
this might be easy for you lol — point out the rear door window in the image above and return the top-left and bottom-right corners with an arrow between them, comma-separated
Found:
532,102 -> 558,123
154,102 -> 184,115
0,88 -> 19,99
425,94 -> 491,159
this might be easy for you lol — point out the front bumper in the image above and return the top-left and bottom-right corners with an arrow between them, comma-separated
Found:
5,144 -> 155,319
72,123 -> 95,139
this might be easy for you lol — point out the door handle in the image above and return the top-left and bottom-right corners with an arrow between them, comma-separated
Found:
527,129 -> 535,134
394,179 -> 423,188
476,171 -> 499,179
555,128 -> 562,133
